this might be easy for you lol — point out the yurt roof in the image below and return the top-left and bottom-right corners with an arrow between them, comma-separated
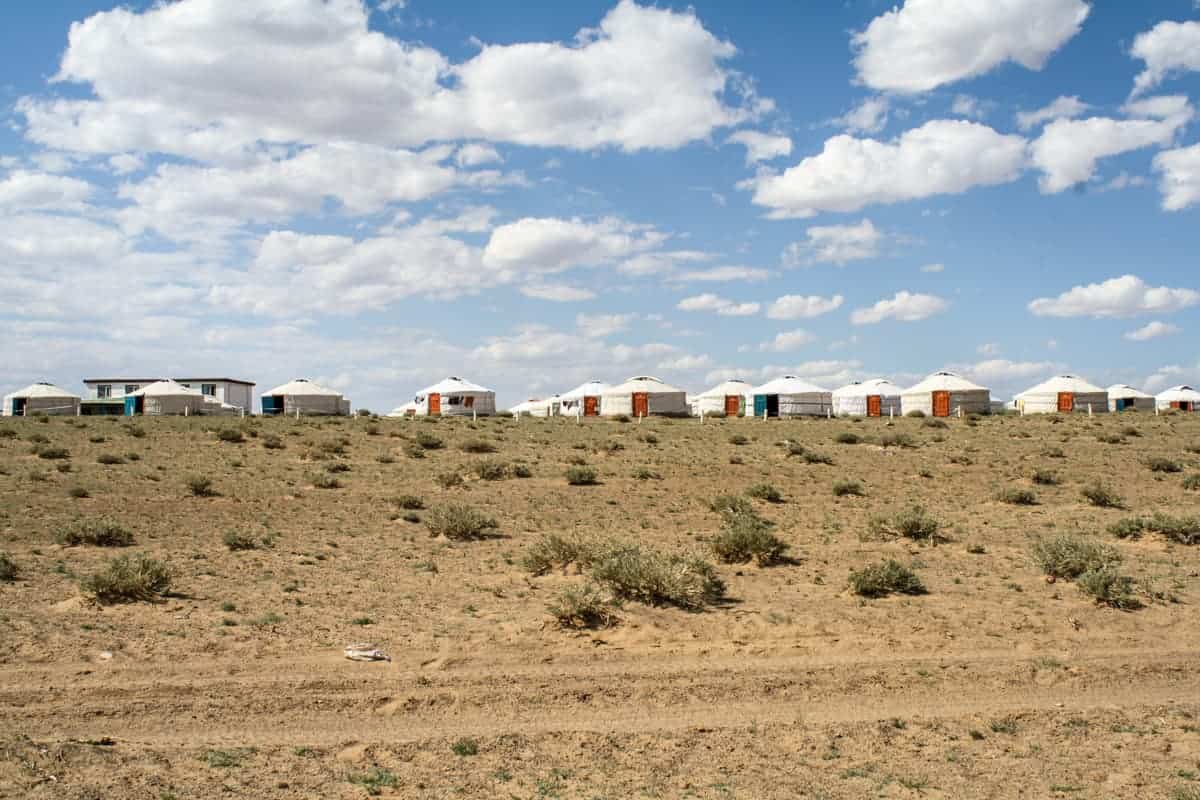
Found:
559,380 -> 609,400
751,375 -> 829,395
420,376 -> 492,395
5,382 -> 79,400
904,371 -> 988,393
696,379 -> 753,398
606,375 -> 685,394
1157,385 -> 1200,401
387,401 -> 418,416
1105,384 -> 1153,399
1017,374 -> 1105,397
266,378 -> 342,396
832,378 -> 900,398
131,379 -> 202,397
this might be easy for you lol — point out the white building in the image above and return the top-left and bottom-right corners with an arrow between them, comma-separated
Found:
559,380 -> 608,418
832,379 -> 902,418
1156,385 -> 1200,412
692,379 -> 753,417
2,382 -> 81,416
748,376 -> 832,418
1014,375 -> 1108,415
412,377 -> 496,417
901,372 -> 991,417
600,376 -> 689,417
262,379 -> 351,416
1106,384 -> 1155,412
175,378 -> 255,412
82,377 -> 254,413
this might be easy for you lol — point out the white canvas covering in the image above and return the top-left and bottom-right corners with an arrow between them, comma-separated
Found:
749,375 -> 832,417
1156,385 -> 1200,411
2,382 -> 81,416
900,372 -> 991,417
387,401 -> 419,417
831,378 -> 902,417
1015,375 -> 1108,415
264,378 -> 350,416
509,396 -> 559,417
559,380 -> 608,417
1106,384 -> 1155,412
413,376 -> 496,417
129,380 -> 205,416
600,376 -> 689,417
692,379 -> 754,416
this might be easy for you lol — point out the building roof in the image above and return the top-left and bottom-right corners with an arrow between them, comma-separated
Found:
605,375 -> 686,394
1157,385 -> 1200,401
265,378 -> 343,396
83,378 -> 164,385
695,379 -> 753,398
1105,383 -> 1153,399
175,377 -> 256,386
559,380 -> 609,400
4,382 -> 80,400
904,371 -> 988,393
419,376 -> 492,395
131,380 -> 203,397
832,378 -> 901,398
751,375 -> 830,395
386,401 -> 418,417
1016,374 -> 1105,398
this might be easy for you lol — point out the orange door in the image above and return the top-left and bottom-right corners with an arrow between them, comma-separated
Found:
1057,392 -> 1073,412
724,395 -> 740,416
932,391 -> 950,418
866,395 -> 881,417
584,396 -> 598,417
428,393 -> 441,415
632,392 -> 649,417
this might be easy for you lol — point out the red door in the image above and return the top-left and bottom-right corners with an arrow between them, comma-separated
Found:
584,396 -> 598,417
866,395 -> 881,417
428,393 -> 441,415
1057,392 -> 1073,412
632,392 -> 649,418
724,395 -> 740,416
932,391 -> 950,418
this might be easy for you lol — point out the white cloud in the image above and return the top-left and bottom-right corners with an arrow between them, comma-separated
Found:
483,216 -> 667,274
765,294 -> 844,320
1130,20 -> 1200,97
1153,142 -> 1200,211
852,0 -> 1089,93
576,313 -> 635,337
616,250 -> 710,277
757,329 -> 816,352
830,96 -> 889,134
782,218 -> 882,266
850,291 -> 947,325
1124,321 -> 1181,341
1143,364 -> 1190,393
520,284 -> 596,302
920,262 -> 945,273
0,170 -> 93,212
455,143 -> 502,167
1030,97 -> 1193,193
748,120 -> 1027,218
1015,95 -> 1090,131
656,353 -> 711,371
960,358 -> 1058,383
1029,274 -> 1199,318
107,153 -> 145,175
977,343 -> 1000,356
950,94 -> 986,119
727,130 -> 792,164
676,293 -> 760,316
673,266 -> 770,282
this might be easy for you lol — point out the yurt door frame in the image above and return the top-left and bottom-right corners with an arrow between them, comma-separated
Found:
428,393 -> 441,415
932,391 -> 951,417
11,397 -> 26,416
724,395 -> 740,416
632,392 -> 649,418
583,396 -> 598,417
1057,392 -> 1074,412
866,395 -> 881,417
765,395 -> 780,418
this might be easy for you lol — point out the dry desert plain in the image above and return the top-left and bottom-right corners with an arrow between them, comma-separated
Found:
1,410 -> 1199,799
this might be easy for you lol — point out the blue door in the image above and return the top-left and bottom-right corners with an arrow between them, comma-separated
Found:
753,394 -> 766,417
124,396 -> 138,416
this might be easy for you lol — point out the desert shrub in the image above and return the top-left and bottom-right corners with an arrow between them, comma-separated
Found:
947,454 -> 972,465
26,433 -> 49,444
1183,474 -> 1200,491
547,582 -> 618,629
803,450 -> 834,465
922,418 -> 948,429
82,553 -> 171,604
832,480 -> 864,497
216,429 -> 244,444
632,467 -> 661,480
511,463 -> 533,478
1081,481 -> 1123,508
69,486 -> 90,499
393,494 -> 424,510
906,410 -> 926,418
1031,468 -> 1059,486
415,432 -> 444,450
565,466 -> 599,485
849,560 -> 926,598
996,487 -> 1037,506
186,475 -> 218,497
867,506 -> 941,543
425,504 -> 498,540
450,738 -> 478,757
376,453 -> 395,464
460,439 -> 497,454
125,425 -> 146,438
56,520 -> 134,547
126,452 -> 141,462
603,440 -> 625,453
879,432 -> 916,449
36,447 -> 70,460
728,434 -> 750,446
1108,517 -> 1146,540
709,494 -> 753,516
785,442 -> 806,457
522,533 -> 604,575
640,433 -> 659,444
1077,567 -> 1141,609
0,553 -> 19,582
309,472 -> 341,489
96,453 -> 125,465
591,546 -> 724,610
746,483 -> 783,503
262,434 -> 284,450
613,414 -> 632,423
710,513 -> 788,566
222,530 -> 259,551
0,428 -> 16,439
324,461 -> 351,473
434,472 -> 463,489
835,432 -> 860,445
1145,457 -> 1182,473
347,767 -> 398,795
1096,433 -> 1124,445
1031,534 -> 1121,579
404,443 -> 426,459
1143,512 -> 1200,545
473,460 -> 509,481
364,423 -> 380,436
1120,425 -> 1141,438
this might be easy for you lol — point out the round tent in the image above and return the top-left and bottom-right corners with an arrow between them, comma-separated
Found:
1156,385 -> 1200,412
559,380 -> 608,417
509,396 -> 559,417
749,376 -> 832,418
413,377 -> 496,417
901,372 -> 991,417
600,376 -> 689,418
262,379 -> 350,416
2,382 -> 81,417
1015,375 -> 1108,415
127,380 -> 204,416
1106,384 -> 1154,412
692,379 -> 753,417
387,401 -> 418,418
832,378 -> 902,418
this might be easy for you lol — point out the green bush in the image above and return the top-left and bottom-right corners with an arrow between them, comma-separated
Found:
867,506 -> 940,543
879,432 -> 916,449
451,738 -> 479,757
434,472 -> 463,489
1108,517 -> 1146,539
849,560 -> 926,598
835,432 -> 860,445
96,453 -> 125,465
1143,512 -> 1200,545
460,439 -> 497,454
1077,567 -> 1141,609
1031,534 -> 1121,579
591,546 -> 724,610
473,460 -> 509,481
546,582 -> 618,629
347,767 -> 398,795
1145,457 -> 1182,473
922,418 -> 948,429
1182,474 -> 1200,491
746,483 -> 783,503
728,434 -> 750,446
1031,468 -> 1059,486
521,533 -> 604,575
0,428 -> 16,439
710,513 -> 788,566
415,432 -> 444,450
309,472 -> 341,489
803,450 -> 834,465
709,494 -> 753,516
996,487 -> 1037,505
632,467 -> 662,480
82,553 -> 172,604
222,530 -> 259,551
613,414 -> 632,423
36,447 -> 70,460
404,443 -> 426,459
125,425 -> 146,438
262,434 -> 285,450
0,552 -> 17,582
832,480 -> 864,497
784,442 -> 806,458
565,466 -> 599,485
69,486 -> 90,499
512,464 -> 533,478
186,475 -> 218,497
1096,433 -> 1124,445
1081,482 -> 1123,508
216,429 -> 244,444
425,504 -> 498,540
905,410 -> 926,418
392,494 -> 424,510
55,519 -> 134,547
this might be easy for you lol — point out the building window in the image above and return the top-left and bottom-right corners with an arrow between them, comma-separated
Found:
448,396 -> 462,406
124,385 -> 139,395
201,384 -> 216,396
97,385 -> 112,398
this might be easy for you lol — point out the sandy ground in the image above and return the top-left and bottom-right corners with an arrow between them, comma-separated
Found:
1,410 -> 1198,799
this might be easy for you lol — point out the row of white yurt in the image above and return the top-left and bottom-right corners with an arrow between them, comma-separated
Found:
2,382 -> 81,416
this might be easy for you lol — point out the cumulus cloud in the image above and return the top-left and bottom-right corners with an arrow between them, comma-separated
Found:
950,94 -> 987,119
850,291 -> 947,325
0,170 -> 93,212
576,313 -> 635,337
782,219 -> 882,266
766,294 -> 844,320
520,284 -> 596,302
757,329 -> 816,352
960,359 -> 1058,383
455,143 -> 502,167
676,293 -> 760,316
1130,20 -> 1200,97
483,216 -> 667,274
852,0 -> 1089,93
920,263 -> 945,273
830,96 -> 889,134
1125,320 -> 1180,341
616,250 -> 711,277
673,266 -> 770,282
748,120 -> 1027,218
1015,95 -> 1090,131
726,130 -> 792,164
1029,274 -> 1199,318
1154,142 -> 1200,211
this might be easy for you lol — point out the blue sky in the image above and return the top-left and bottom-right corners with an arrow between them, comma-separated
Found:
1,0 -> 1199,411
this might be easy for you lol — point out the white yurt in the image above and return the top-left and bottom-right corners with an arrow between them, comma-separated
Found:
1014,375 -> 1108,415
559,380 -> 608,418
126,380 -> 205,416
600,376 -> 689,417
831,378 -> 902,417
900,372 -> 991,417
262,379 -> 350,416
413,377 -> 496,417
387,401 -> 419,417
1156,385 -> 1200,412
509,396 -> 560,417
1106,384 -> 1155,412
748,376 -> 832,418
692,379 -> 754,417
2,382 -> 81,416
